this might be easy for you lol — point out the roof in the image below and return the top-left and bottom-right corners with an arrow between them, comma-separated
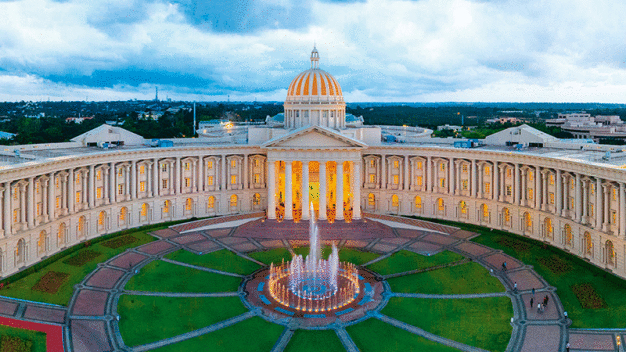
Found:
262,125 -> 367,149
70,124 -> 145,146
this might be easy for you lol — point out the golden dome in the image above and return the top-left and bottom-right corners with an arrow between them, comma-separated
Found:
286,48 -> 344,102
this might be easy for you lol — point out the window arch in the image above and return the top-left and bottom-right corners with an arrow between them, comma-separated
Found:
16,238 -> 25,265
523,212 -> 532,233
98,211 -> 106,232
436,198 -> 444,215
415,196 -> 422,211
185,198 -> 193,215
606,240 -> 615,266
163,200 -> 171,217
544,217 -> 553,239
584,232 -> 593,256
253,193 -> 261,206
119,207 -> 128,227
58,222 -> 66,247
459,201 -> 468,219
481,204 -> 489,223
230,194 -> 238,207
391,194 -> 399,208
564,224 -> 572,246
38,231 -> 47,256
141,203 -> 149,220
368,193 -> 375,208
78,216 -> 87,238
207,196 -> 215,209
502,207 -> 511,227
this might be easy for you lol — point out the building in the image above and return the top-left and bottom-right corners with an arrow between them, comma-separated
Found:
546,112 -> 626,141
486,117 -> 522,124
1,48 -> 626,283
437,124 -> 463,132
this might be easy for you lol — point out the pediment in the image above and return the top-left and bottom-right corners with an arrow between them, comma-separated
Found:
263,126 -> 367,149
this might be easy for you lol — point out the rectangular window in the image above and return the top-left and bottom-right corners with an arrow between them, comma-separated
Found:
591,184 -> 595,195
76,191 -> 81,204
207,161 -> 213,169
369,174 -> 376,183
462,165 -> 468,173
571,179 -> 575,189
36,182 -> 40,194
528,188 -> 533,200
56,178 -> 59,188
484,166 -> 490,176
393,175 -> 399,184
185,178 -> 191,187
56,196 -> 60,209
140,165 -> 145,175
612,210 -> 617,224
440,163 -> 445,171
417,161 -> 423,170
97,187 -> 102,199
506,185 -> 512,196
118,168 -> 123,177
161,164 -> 167,172
208,176 -> 214,186
140,182 -> 146,192
613,188 -> 617,201
36,203 -> 41,216
590,204 -> 594,216
549,192 -> 555,204
570,197 -> 574,209
439,178 -> 445,188
13,189 -> 17,200
184,162 -> 190,171
13,209 -> 17,223
231,160 -> 236,168
417,176 -> 423,186
254,174 -> 261,184
97,170 -> 102,180
76,173 -> 80,184
528,172 -> 534,182
462,180 -> 468,190
507,169 -> 512,178
117,184 -> 124,195
393,160 -> 399,168
231,175 -> 237,184
162,179 -> 168,189
549,174 -> 554,185
254,159 -> 260,167
484,182 -> 490,193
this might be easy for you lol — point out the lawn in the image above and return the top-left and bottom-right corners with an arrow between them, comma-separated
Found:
152,316 -> 284,352
382,297 -> 512,352
0,325 -> 47,352
367,250 -> 465,276
165,249 -> 260,275
118,295 -> 248,347
338,248 -> 380,266
387,262 -> 505,294
284,329 -> 345,352
248,248 -> 293,265
0,227 -> 157,306
124,260 -> 241,293
472,229 -> 626,328
346,318 -> 460,352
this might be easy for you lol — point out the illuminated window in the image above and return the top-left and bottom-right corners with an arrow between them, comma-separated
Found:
460,201 -> 467,214
549,193 -> 555,204
207,161 -> 213,169
162,179 -> 168,189
141,203 -> 148,217
484,166 -> 490,176
56,196 -> 60,209
97,187 -> 102,199
163,201 -> 170,213
506,185 -> 512,196
118,184 -> 124,195
462,165 -> 468,173
120,208 -> 127,220
185,178 -> 191,187
13,209 -> 17,223
76,173 -> 81,184
416,176 -> 423,186
98,212 -> 105,226
118,168 -> 123,177
393,160 -> 399,168
184,162 -> 190,171
97,170 -> 102,180
208,196 -> 215,209
391,195 -> 399,207
546,218 -> 553,235
368,193 -> 375,206
13,189 -> 17,200
231,175 -> 237,184
254,159 -> 260,167
439,178 -> 445,188
570,179 -> 575,189
485,183 -> 490,193
440,163 -> 445,171
76,191 -> 81,204
591,184 -> 595,195
56,178 -> 59,188
36,182 -> 40,194
253,193 -> 261,205
207,176 -> 214,186
36,203 -> 41,215
139,165 -> 145,175
613,188 -> 617,201
437,198 -> 444,211
507,169 -> 512,178
393,175 -> 399,184
482,204 -> 489,219
161,163 -> 167,172
462,180 -> 468,190
415,196 -> 422,209
185,198 -> 192,210
369,174 -> 376,183
231,160 -> 236,168
528,172 -> 533,182
417,161 -> 423,170
504,208 -> 511,222
612,211 -> 617,224
549,174 -> 554,185
590,204 -> 594,216
570,197 -> 574,209
528,188 -> 533,200
254,174 -> 261,183
370,160 -> 375,168
140,182 -> 146,192
230,194 -> 238,207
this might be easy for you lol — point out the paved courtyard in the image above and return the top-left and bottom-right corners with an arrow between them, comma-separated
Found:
2,212 -> 623,351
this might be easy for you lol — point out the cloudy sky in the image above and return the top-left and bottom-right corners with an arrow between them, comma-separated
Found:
2,0 -> 626,102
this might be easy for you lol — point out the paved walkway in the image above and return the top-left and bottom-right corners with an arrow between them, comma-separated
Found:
4,211 -> 612,351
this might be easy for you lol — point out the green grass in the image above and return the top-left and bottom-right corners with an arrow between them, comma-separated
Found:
124,260 -> 241,293
472,229 -> 626,328
387,262 -> 505,294
284,329 -> 344,352
152,316 -> 284,352
0,227 -> 157,306
382,297 -> 512,352
346,318 -> 461,352
248,248 -> 293,265
367,250 -> 465,276
338,248 -> 380,265
0,326 -> 47,352
165,249 -> 261,275
118,295 -> 247,347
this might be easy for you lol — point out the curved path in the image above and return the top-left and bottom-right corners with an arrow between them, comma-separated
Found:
60,213 -> 571,351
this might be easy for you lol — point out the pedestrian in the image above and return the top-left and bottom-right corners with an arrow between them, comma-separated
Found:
537,303 -> 542,313
531,288 -> 535,296
530,297 -> 534,308
513,282 -> 517,292
545,295 -> 549,307
566,342 -> 570,352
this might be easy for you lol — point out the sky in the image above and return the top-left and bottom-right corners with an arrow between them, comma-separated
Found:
2,0 -> 626,103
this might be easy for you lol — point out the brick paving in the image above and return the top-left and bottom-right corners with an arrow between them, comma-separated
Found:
86,268 -> 125,289
0,300 -> 18,315
520,325 -> 562,352
422,233 -> 459,245
483,252 -> 523,271
568,333 -> 615,350
407,241 -> 443,255
71,320 -> 111,352
23,305 -> 66,323
136,240 -> 176,255
455,242 -> 493,256
507,270 -> 546,291
71,290 -> 108,316
109,252 -> 148,270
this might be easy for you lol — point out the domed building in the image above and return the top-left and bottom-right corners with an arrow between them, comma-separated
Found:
1,47 -> 626,290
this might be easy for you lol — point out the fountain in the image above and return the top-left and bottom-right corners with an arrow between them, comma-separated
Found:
267,203 -> 360,312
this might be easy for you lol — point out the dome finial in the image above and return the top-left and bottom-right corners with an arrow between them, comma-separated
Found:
311,45 -> 319,69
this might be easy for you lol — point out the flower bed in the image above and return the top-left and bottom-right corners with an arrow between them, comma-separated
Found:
572,283 -> 607,309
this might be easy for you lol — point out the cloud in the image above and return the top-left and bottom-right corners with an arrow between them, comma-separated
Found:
1,0 -> 626,102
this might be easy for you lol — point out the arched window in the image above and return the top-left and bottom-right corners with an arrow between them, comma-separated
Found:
185,198 -> 193,211
524,212 -> 532,233
253,193 -> 261,206
391,195 -> 399,207
415,196 -> 422,209
58,223 -> 66,246
120,207 -> 128,221
481,204 -> 489,222
141,203 -> 148,217
38,231 -> 47,256
230,194 -> 238,207
437,198 -> 444,212
545,218 -> 553,239
163,201 -> 170,214
16,238 -> 25,264
503,208 -> 511,227
78,216 -> 87,238
459,201 -> 467,219
564,224 -> 572,246
368,193 -> 375,207
584,232 -> 593,256
207,196 -> 215,209
606,240 -> 615,266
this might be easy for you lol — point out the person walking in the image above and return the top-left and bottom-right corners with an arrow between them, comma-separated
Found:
513,282 -> 517,293
543,295 -> 549,308
537,303 -> 542,313
566,342 -> 570,352
531,288 -> 535,296
530,297 -> 534,308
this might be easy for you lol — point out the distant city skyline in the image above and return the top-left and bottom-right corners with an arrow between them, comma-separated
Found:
2,0 -> 626,103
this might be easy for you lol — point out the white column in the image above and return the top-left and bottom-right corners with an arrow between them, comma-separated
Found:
381,155 -> 386,190
500,166 -> 506,202
353,161 -> 362,220
146,163 -> 152,198
471,159 -> 477,198
561,175 -> 568,217
41,180 -> 48,224
455,161 -> 461,195
336,161 -> 344,220
175,157 -> 182,195
596,178 -> 602,228
575,174 -> 582,222
603,185 -> 610,231
302,161 -> 310,220
131,161 -> 137,200
285,161 -> 293,220
426,156 -> 432,193
68,168 -> 75,214
404,155 -> 410,191
267,161 -> 276,219
514,164 -> 520,205
221,155 -> 226,191
109,162 -> 116,204
542,173 -> 548,210
491,161 -> 496,200
448,157 -> 454,194
61,176 -> 67,213
153,158 -> 159,197
27,177 -> 34,229
3,183 -> 11,236
582,181 -> 588,223
535,167 -> 541,210
89,165 -> 95,208
124,165 -> 130,200
197,157 -> 203,192
620,182 -> 625,238
48,173 -> 55,221
243,154 -> 249,190
478,165 -> 484,198
319,161 -> 327,220
556,169 -> 562,215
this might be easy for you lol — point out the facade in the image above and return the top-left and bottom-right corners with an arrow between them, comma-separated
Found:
547,112 -> 626,141
1,49 -> 626,283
